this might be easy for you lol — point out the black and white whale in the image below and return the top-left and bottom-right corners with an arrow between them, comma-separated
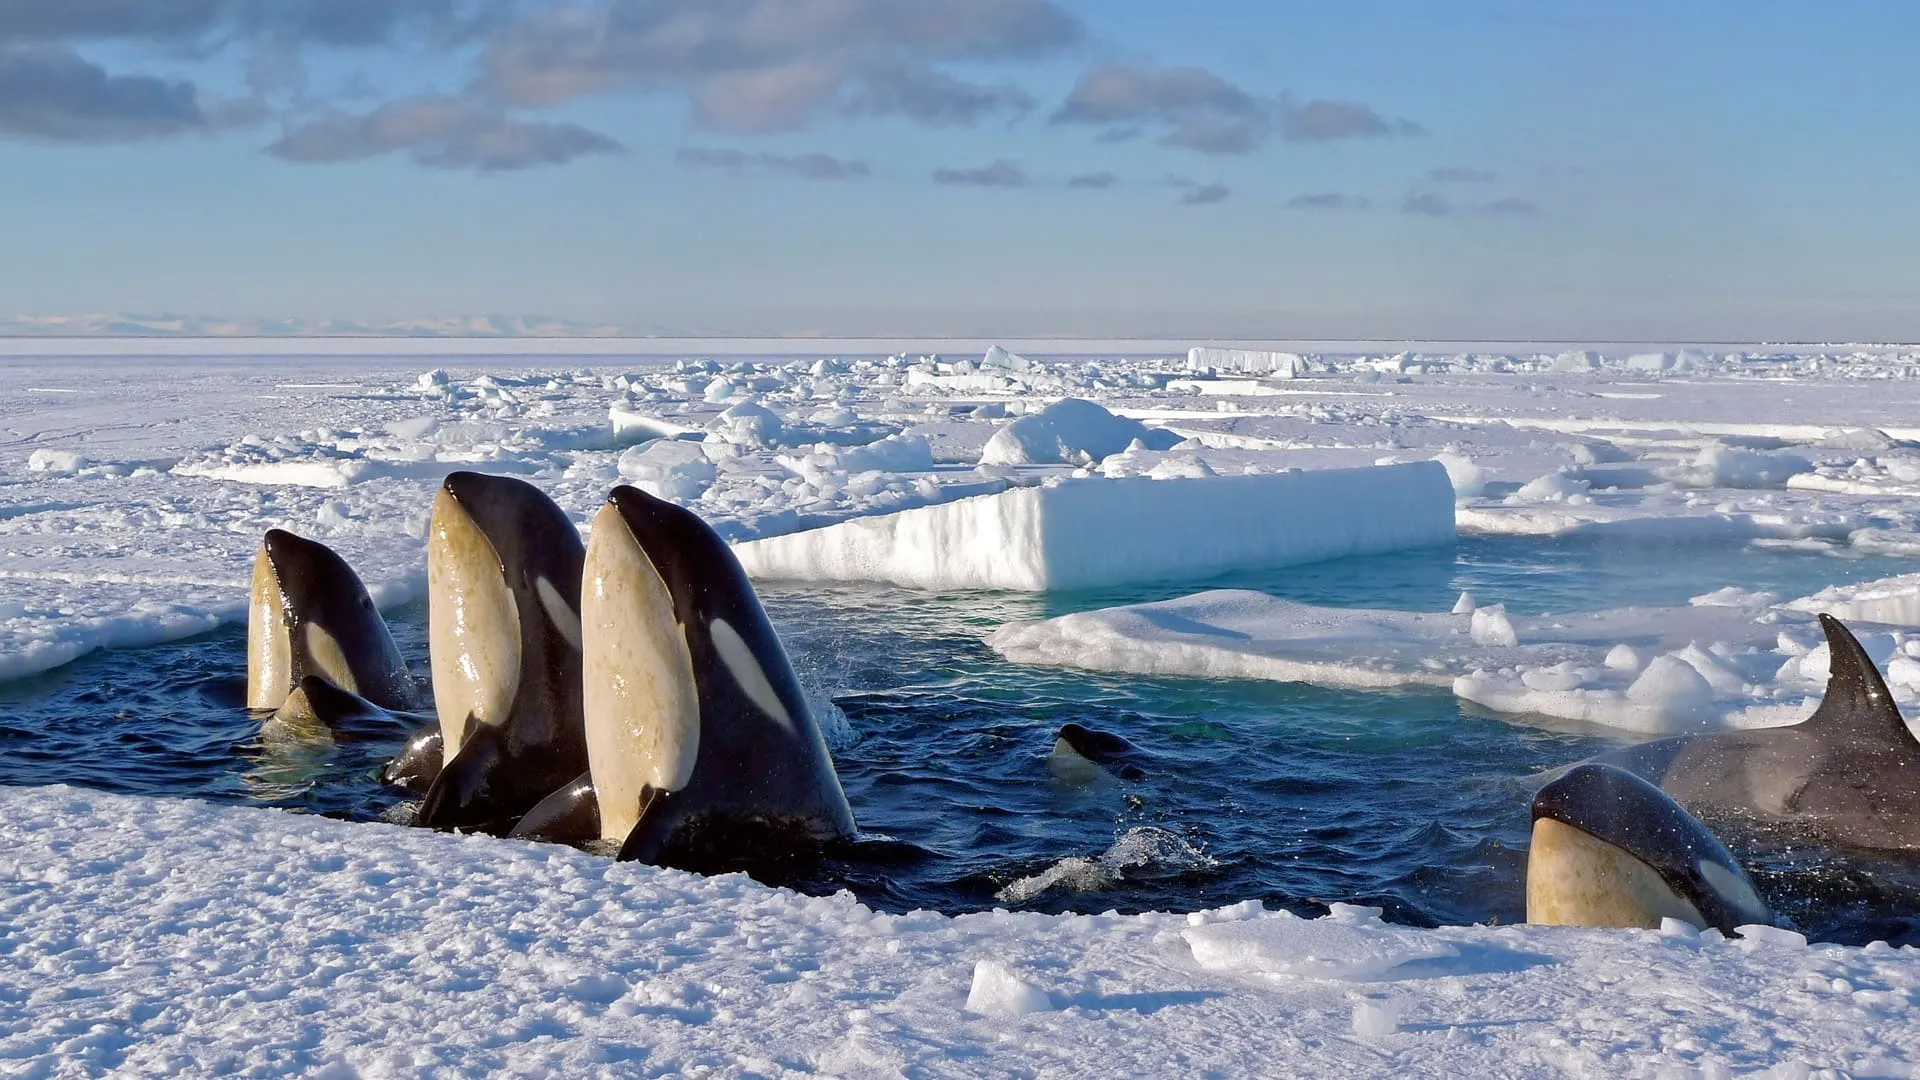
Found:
1527,762 -> 1773,932
1599,613 -> 1920,853
513,484 -> 855,866
1048,723 -> 1149,782
247,528 -> 419,727
405,471 -> 589,831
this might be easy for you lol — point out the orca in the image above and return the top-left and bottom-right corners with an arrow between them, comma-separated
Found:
410,471 -> 588,831
1048,723 -> 1149,782
1600,613 -> 1920,853
522,483 -> 855,867
246,528 -> 417,725
1527,762 -> 1773,932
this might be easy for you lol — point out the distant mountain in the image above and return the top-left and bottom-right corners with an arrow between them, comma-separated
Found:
0,313 -> 630,338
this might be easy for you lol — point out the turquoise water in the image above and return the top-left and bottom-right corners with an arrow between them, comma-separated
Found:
2,534 -> 1916,942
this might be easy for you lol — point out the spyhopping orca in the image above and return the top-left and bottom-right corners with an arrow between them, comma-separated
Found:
1527,762 -> 1772,932
1048,723 -> 1149,782
247,529 -> 418,727
1600,613 -> 1920,853
407,471 -> 588,831
512,484 -> 855,867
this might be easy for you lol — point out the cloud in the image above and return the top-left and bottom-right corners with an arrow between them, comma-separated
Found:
267,94 -> 620,170
0,44 -> 204,142
0,0 -> 223,40
1051,63 -> 1267,154
1279,95 -> 1422,142
1480,196 -> 1538,216
1287,192 -> 1370,211
1066,171 -> 1117,189
1052,63 -> 1419,153
1178,181 -> 1229,206
478,0 -> 1078,133
932,159 -> 1026,187
1402,192 -> 1451,217
676,146 -> 869,180
1428,166 -> 1495,183
842,66 -> 1032,126
0,1 -> 499,47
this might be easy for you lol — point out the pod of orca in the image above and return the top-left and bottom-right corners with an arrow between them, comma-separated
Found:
246,471 -> 854,871
247,470 -> 1915,933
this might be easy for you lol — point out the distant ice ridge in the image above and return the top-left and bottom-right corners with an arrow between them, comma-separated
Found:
734,462 -> 1456,591
990,580 -> 1920,734
1186,347 -> 1308,378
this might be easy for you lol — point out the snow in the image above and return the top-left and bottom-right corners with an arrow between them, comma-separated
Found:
12,339 -> 1920,1069
4,785 -> 1919,1077
735,464 -> 1456,591
989,584 -> 1920,734
976,397 -> 1180,467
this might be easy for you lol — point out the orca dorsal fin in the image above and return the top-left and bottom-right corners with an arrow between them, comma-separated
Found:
1805,614 -> 1915,745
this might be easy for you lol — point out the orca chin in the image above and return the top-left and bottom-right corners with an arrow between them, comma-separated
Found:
1526,763 -> 1772,933
246,529 -> 416,716
566,484 -> 855,865
413,471 -> 587,833
266,675 -> 420,740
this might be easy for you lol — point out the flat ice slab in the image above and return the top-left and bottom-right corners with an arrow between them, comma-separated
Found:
734,462 -> 1457,591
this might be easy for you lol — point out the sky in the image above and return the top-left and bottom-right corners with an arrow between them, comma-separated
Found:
3,0 -> 1919,341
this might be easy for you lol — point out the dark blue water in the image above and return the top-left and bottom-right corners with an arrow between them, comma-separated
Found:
2,534 -> 1917,943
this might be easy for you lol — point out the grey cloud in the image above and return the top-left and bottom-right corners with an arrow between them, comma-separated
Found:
1279,96 -> 1422,142
1052,63 -> 1267,155
1402,192 -> 1450,217
843,66 -> 1032,126
1288,192 -> 1370,211
267,94 -> 620,170
0,0 -> 499,46
932,159 -> 1026,187
419,118 -> 619,170
0,44 -> 203,142
1054,63 -> 1418,154
1429,166 -> 1495,183
479,0 -> 1078,134
676,146 -> 869,180
688,63 -> 844,133
275,0 -> 502,47
0,0 -> 222,40
1481,196 -> 1538,216
1178,181 -> 1229,206
1066,171 -> 1116,189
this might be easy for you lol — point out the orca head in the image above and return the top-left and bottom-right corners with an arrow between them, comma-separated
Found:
1527,763 -> 1771,933
603,484 -> 809,739
426,471 -> 585,759
577,491 -> 704,843
1049,723 -> 1149,782
247,529 -> 410,711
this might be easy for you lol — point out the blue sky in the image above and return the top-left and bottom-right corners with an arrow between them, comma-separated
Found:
3,1 -> 1917,339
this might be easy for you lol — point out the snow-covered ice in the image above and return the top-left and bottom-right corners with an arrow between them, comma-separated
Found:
10,338 -> 1920,1070
3,785 -> 1919,1078
990,584 -> 1920,734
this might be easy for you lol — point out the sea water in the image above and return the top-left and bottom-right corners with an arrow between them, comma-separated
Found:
2,533 -> 1916,943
